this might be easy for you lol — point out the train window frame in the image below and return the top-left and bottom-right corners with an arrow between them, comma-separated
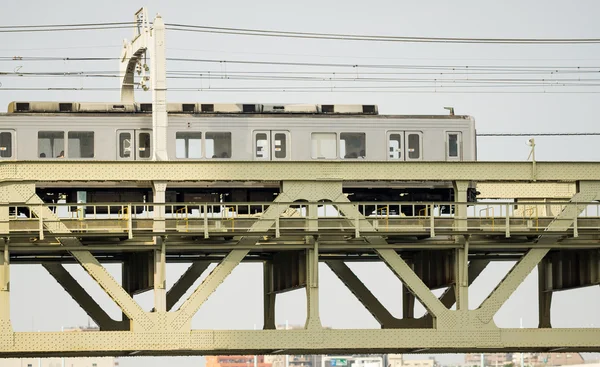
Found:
253,130 -> 270,160
68,131 -> 95,159
311,132 -> 337,159
137,131 -> 152,159
0,130 -> 14,159
176,131 -> 202,159
117,130 -> 133,160
405,131 -> 423,161
38,131 -> 65,159
446,131 -> 462,160
205,132 -> 232,159
272,131 -> 290,160
340,132 -> 366,159
387,131 -> 404,160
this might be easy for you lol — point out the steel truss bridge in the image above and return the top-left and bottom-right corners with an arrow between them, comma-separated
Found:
0,161 -> 599,357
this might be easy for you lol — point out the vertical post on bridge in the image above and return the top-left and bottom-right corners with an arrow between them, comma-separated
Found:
153,182 -> 168,312
0,239 -> 11,333
120,7 -> 169,161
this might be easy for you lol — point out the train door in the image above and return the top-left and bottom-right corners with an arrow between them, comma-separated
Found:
253,130 -> 290,160
387,131 -> 422,161
405,131 -> 423,161
116,129 -> 152,160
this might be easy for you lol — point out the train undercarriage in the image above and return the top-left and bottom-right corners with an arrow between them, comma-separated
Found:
29,185 -> 478,217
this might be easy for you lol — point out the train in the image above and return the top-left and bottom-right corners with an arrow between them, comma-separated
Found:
1,101 -> 478,215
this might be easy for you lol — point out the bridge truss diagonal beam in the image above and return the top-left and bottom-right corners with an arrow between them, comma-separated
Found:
165,262 -> 211,312
171,198 -> 293,329
5,184 -> 153,330
476,181 -> 600,324
42,263 -> 123,331
333,201 -> 449,320
325,260 -> 398,328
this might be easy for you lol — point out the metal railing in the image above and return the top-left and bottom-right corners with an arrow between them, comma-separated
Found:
4,200 -> 600,239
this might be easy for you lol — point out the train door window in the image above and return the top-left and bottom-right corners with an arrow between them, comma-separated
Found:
387,132 -> 404,160
118,131 -> 133,159
272,131 -> 289,160
176,132 -> 202,158
38,131 -> 64,158
406,132 -> 422,161
137,131 -> 151,159
206,132 -> 232,158
446,131 -> 462,160
68,131 -> 94,158
0,131 -> 13,158
340,133 -> 366,159
311,132 -> 336,159
254,131 -> 270,160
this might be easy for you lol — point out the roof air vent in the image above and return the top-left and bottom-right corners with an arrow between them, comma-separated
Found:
201,104 -> 214,112
243,104 -> 256,113
362,105 -> 376,114
182,104 -> 195,113
140,103 -> 152,112
321,105 -> 334,113
16,102 -> 30,112
59,103 -> 73,112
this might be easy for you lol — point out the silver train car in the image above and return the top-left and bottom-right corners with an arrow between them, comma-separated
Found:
1,101 -> 478,214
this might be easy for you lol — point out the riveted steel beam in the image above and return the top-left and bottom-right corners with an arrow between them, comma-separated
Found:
42,263 -> 123,331
3,162 -> 600,183
165,262 -> 211,312
476,181 -> 600,324
2,183 -> 153,331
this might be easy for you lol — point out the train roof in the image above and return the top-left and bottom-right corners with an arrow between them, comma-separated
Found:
4,101 -> 472,119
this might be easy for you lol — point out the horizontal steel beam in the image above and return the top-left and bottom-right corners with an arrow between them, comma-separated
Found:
2,161 -> 600,182
0,328 -> 599,356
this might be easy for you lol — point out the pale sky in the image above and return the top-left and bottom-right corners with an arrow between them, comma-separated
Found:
1,1 -> 600,367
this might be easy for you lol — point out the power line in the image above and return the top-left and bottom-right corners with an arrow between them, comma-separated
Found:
166,23 -> 600,44
166,57 -> 600,71
477,133 -> 600,136
0,22 -> 134,33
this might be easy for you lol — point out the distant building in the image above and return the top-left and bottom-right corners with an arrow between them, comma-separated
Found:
513,353 -> 585,367
206,355 -> 273,367
464,352 -> 585,367
465,353 -> 512,366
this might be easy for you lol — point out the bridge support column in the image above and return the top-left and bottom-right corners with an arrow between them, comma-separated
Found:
538,257 -> 552,328
263,260 -> 276,330
402,283 -> 415,319
453,181 -> 469,234
454,237 -> 469,311
305,237 -> 321,329
0,240 -> 11,333
153,181 -> 167,312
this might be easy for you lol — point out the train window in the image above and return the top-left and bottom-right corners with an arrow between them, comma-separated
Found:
119,132 -> 132,158
274,133 -> 287,159
311,133 -> 337,159
138,132 -> 151,158
38,131 -> 64,158
0,132 -> 12,158
446,132 -> 462,160
206,132 -> 232,158
407,133 -> 422,160
176,132 -> 202,158
388,133 -> 402,159
255,132 -> 269,159
340,133 -> 366,159
68,131 -> 94,158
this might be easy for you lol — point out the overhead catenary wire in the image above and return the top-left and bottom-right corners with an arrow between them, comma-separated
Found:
165,23 -> 600,44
